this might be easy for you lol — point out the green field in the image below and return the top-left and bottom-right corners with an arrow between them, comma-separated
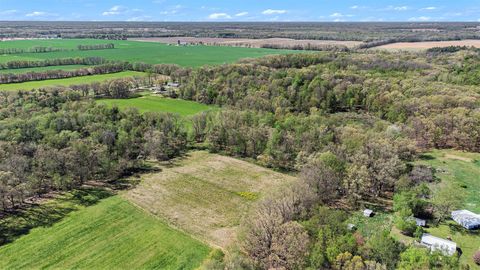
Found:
0,195 -> 210,269
124,151 -> 297,248
417,149 -> 480,212
0,71 -> 145,91
0,39 -> 297,67
97,94 -> 214,116
0,65 -> 89,74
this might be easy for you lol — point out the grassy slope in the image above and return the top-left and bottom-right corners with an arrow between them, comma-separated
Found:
0,39 -> 298,67
124,151 -> 297,248
417,149 -> 480,212
0,71 -> 145,91
0,65 -> 89,74
416,149 -> 480,268
97,94 -> 214,116
0,196 -> 210,270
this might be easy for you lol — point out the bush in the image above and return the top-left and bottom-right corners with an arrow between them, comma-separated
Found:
474,250 -> 480,265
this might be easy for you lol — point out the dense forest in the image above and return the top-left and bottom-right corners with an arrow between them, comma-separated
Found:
1,47 -> 479,269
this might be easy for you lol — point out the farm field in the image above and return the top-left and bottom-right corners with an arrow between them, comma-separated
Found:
97,94 -> 214,116
123,151 -> 297,248
0,65 -> 89,74
0,39 -> 298,67
0,71 -> 145,91
0,195 -> 211,270
374,39 -> 480,51
132,37 -> 362,48
417,149 -> 480,212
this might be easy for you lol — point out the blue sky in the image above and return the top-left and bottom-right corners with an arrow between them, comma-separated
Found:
0,0 -> 479,22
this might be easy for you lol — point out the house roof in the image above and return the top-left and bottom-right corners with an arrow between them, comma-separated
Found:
451,210 -> 480,229
421,234 -> 457,255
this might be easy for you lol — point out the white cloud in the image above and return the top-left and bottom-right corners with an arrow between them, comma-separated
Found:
26,11 -> 57,17
262,9 -> 287,15
350,5 -> 359,9
408,16 -> 431,21
102,5 -> 124,16
127,15 -> 152,21
420,7 -> 437,11
235,12 -> 249,17
208,13 -> 232,19
393,6 -> 408,11
0,10 -> 17,15
330,12 -> 353,18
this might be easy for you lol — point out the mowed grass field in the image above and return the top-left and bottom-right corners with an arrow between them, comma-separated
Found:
0,39 -> 298,67
0,196 -> 211,270
97,94 -> 214,116
416,149 -> 480,212
0,71 -> 145,91
124,151 -> 297,248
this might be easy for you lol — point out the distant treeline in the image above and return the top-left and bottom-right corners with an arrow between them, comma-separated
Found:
0,57 -> 107,70
260,43 -> 350,52
0,63 -> 127,84
77,43 -> 114,51
0,44 -> 115,55
0,46 -> 67,55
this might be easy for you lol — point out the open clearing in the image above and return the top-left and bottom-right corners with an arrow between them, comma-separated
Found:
123,151 -> 297,248
375,39 -> 480,50
0,39 -> 298,67
0,196 -> 210,270
132,37 -> 362,48
97,94 -> 214,116
0,71 -> 145,91
417,149 -> 480,212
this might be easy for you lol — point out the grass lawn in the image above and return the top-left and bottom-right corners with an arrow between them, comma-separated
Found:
0,195 -> 210,270
97,94 -> 214,116
348,211 -> 394,238
0,71 -> 145,91
416,149 -> 480,212
0,65 -> 90,74
427,222 -> 480,269
123,151 -> 297,248
0,39 -> 299,67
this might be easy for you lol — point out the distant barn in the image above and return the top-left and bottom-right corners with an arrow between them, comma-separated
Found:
451,210 -> 480,230
414,217 -> 426,227
363,209 -> 374,217
420,234 -> 457,256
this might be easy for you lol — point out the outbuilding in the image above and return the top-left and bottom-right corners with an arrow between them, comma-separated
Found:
420,234 -> 457,256
414,217 -> 426,227
451,210 -> 480,230
363,209 -> 374,217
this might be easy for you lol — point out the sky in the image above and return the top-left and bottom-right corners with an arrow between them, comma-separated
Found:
0,0 -> 480,22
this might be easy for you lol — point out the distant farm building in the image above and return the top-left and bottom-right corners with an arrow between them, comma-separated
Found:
420,234 -> 457,256
415,218 -> 426,227
451,210 -> 480,230
363,209 -> 374,217
167,82 -> 180,88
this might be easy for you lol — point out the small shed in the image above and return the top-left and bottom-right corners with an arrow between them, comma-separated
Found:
451,210 -> 480,230
363,209 -> 374,217
420,234 -> 457,256
167,82 -> 180,88
347,223 -> 356,231
414,217 -> 426,227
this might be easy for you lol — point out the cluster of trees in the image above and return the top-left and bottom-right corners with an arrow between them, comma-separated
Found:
0,57 -> 107,70
0,63 -> 128,84
0,89 -> 187,211
177,51 -> 480,152
77,43 -> 115,50
0,46 -> 66,54
260,43 -> 350,52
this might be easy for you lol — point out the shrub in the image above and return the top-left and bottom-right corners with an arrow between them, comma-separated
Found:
474,250 -> 480,265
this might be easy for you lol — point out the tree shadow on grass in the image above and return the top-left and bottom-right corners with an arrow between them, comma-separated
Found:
0,187 -> 113,246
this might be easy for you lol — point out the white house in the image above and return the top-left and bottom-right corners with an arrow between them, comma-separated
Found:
420,234 -> 457,256
451,210 -> 480,230
363,209 -> 374,217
